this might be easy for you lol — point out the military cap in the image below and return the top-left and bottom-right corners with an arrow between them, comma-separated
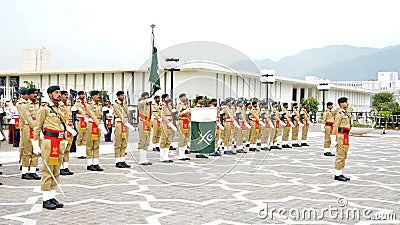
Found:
301,103 -> 307,107
141,92 -> 149,98
260,101 -> 267,106
271,101 -> 278,105
338,97 -> 348,104
154,95 -> 160,99
210,98 -> 217,103
251,101 -> 257,105
77,91 -> 85,95
47,86 -> 60,94
236,100 -> 243,104
116,91 -> 124,96
292,102 -> 298,107
196,95 -> 203,101
21,89 -> 27,95
220,100 -> 226,105
61,90 -> 68,95
327,102 -> 333,106
161,93 -> 169,99
225,98 -> 231,103
283,102 -> 288,107
90,90 -> 100,96
179,93 -> 186,98
245,102 -> 251,106
27,88 -> 36,95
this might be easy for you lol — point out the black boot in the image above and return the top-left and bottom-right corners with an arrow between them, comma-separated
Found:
121,162 -> 131,168
115,162 -> 125,168
22,173 -> 33,180
29,173 -> 41,180
50,198 -> 64,208
43,200 -> 57,210
64,168 -> 74,175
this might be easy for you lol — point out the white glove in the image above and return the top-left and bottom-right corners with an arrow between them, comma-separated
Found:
172,109 -> 177,113
124,121 -> 135,131
158,118 -> 162,122
268,121 -> 275,128
32,140 -> 41,155
245,122 -> 251,129
217,123 -> 225,131
298,122 -> 304,128
66,125 -> 77,136
259,121 -> 266,127
98,123 -> 108,134
182,109 -> 190,114
289,121 -> 295,128
146,97 -> 154,103
167,122 -> 177,132
84,117 -> 89,123
233,121 -> 241,129
279,120 -> 286,127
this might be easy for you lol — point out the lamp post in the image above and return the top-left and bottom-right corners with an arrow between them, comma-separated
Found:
165,58 -> 180,107
317,80 -> 331,112
260,69 -> 276,110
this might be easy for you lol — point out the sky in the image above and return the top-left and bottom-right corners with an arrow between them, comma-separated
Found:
1,0 -> 400,70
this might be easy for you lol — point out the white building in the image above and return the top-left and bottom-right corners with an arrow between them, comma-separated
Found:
378,71 -> 399,90
22,48 -> 51,71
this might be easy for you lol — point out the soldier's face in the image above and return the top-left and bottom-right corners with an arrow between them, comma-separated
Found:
78,94 -> 85,99
92,94 -> 100,102
29,92 -> 37,101
210,102 -> 217,107
180,96 -> 187,102
61,93 -> 68,102
50,90 -> 61,102
341,102 -> 348,109
155,98 -> 160,104
327,105 -> 333,109
118,94 -> 125,101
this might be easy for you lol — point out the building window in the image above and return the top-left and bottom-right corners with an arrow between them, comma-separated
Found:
292,88 -> 297,101
10,76 -> 19,87
0,77 -> 6,86
300,88 -> 305,102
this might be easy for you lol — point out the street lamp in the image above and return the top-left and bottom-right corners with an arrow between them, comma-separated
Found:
165,58 -> 180,106
317,80 -> 331,112
260,69 -> 276,110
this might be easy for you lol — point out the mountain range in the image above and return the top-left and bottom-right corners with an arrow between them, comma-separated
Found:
255,45 -> 400,81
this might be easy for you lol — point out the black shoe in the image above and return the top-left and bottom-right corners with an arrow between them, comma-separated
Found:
249,148 -> 256,152
22,173 -> 33,180
256,143 -> 261,146
161,160 -> 172,163
301,143 -> 310,146
0,171 -> 2,175
255,148 -> 261,152
292,144 -> 301,147
209,151 -> 221,156
184,150 -> 190,154
116,162 -> 125,168
93,165 -> 104,171
261,147 -> 268,151
78,156 -> 86,159
139,161 -> 153,166
169,146 -> 176,150
43,200 -> 57,210
324,152 -> 335,156
60,169 -> 69,175
20,165 -> 22,170
29,173 -> 41,180
50,198 -> 64,208
121,162 -> 131,168
168,159 -> 174,162
153,148 -> 157,151
236,149 -> 245,153
64,168 -> 74,175
36,167 -> 39,171
282,144 -> 289,148
229,150 -> 237,155
334,175 -> 348,182
245,144 -> 250,148
342,175 -> 350,181
183,158 -> 190,160
156,147 -> 160,152
87,165 -> 97,171
196,154 -> 208,158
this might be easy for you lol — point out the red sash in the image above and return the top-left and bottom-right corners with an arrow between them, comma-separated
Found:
254,120 -> 259,133
339,127 -> 350,151
140,113 -> 150,133
107,115 -> 113,128
44,128 -> 64,166
241,121 -> 246,131
91,122 -> 99,140
15,116 -> 20,129
179,115 -> 189,133
325,122 -> 334,135
275,120 -> 280,129
266,120 -> 271,128
118,121 -> 127,139
286,120 -> 291,127
79,117 -> 87,132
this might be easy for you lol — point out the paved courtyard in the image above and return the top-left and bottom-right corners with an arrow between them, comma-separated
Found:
0,127 -> 399,225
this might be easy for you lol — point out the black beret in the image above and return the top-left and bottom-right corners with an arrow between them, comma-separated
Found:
154,95 -> 160,99
141,92 -> 149,98
161,93 -> 169,99
116,91 -> 124,96
245,102 -> 251,106
27,88 -> 36,95
21,89 -> 27,95
292,103 -> 298,106
236,100 -> 243,104
225,99 -> 231,103
260,102 -> 267,106
210,98 -> 217,103
338,97 -> 348,104
271,101 -> 278,105
301,103 -> 307,107
90,90 -> 100,96
252,101 -> 257,105
327,102 -> 333,106
283,102 -> 288,107
78,91 -> 85,95
196,95 -> 203,101
61,90 -> 68,95
179,93 -> 186,98
47,86 -> 60,94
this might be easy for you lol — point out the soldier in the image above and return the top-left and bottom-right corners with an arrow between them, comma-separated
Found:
17,89 -> 29,169
322,102 -> 336,156
75,91 -> 88,159
333,97 -> 351,182
9,99 -> 20,147
113,91 -> 134,168
176,93 -> 191,160
209,98 -> 222,156
137,92 -> 153,165
159,94 -> 177,162
151,95 -> 161,152
259,102 -> 271,150
300,103 -> 311,146
234,100 -> 248,153
269,101 -> 284,150
20,88 -> 41,180
33,85 -> 76,210
104,102 -> 113,142
221,99 -> 239,154
291,103 -> 302,147
281,103 -> 293,148
248,101 -> 261,152
60,90 -> 75,175
85,91 -> 108,171
244,102 -> 252,150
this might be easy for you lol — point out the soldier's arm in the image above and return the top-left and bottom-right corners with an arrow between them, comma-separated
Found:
20,104 -> 35,128
113,103 -> 123,121
76,103 -> 88,118
87,104 -> 101,126
332,113 -> 342,135
322,111 -> 327,124
160,107 -> 170,124
177,104 -> 186,117
34,107 -> 47,141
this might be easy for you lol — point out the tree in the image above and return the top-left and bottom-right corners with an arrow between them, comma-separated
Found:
372,92 -> 399,112
302,96 -> 319,114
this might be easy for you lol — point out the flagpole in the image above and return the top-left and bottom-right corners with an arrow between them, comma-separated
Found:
150,24 -> 155,97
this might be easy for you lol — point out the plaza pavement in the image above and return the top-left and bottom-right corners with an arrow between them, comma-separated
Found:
0,126 -> 399,225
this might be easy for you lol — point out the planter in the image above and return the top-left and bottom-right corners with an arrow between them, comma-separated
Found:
350,127 -> 374,136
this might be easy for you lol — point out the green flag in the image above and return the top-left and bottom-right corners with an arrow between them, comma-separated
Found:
190,121 -> 216,154
149,46 -> 160,95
